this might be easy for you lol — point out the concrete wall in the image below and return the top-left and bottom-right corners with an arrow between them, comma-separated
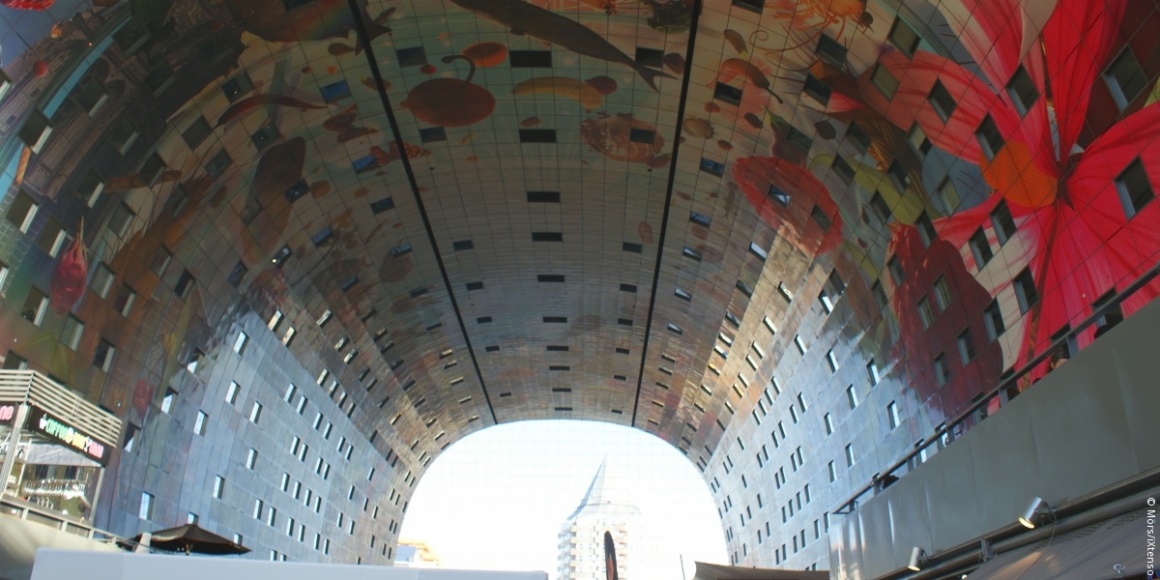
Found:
829,298 -> 1160,579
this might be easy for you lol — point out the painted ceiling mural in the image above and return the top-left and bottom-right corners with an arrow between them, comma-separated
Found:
0,0 -> 1157,567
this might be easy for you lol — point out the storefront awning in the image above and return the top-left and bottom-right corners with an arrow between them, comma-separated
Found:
966,511 -> 1146,580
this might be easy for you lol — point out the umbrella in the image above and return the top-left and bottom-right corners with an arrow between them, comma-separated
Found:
133,523 -> 250,556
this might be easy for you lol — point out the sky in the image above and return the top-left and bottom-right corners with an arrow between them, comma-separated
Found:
398,420 -> 728,579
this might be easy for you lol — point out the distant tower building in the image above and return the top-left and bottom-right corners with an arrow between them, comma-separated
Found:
557,457 -> 642,580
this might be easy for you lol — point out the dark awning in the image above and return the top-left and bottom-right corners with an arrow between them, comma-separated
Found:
692,561 -> 830,580
966,510 -> 1146,580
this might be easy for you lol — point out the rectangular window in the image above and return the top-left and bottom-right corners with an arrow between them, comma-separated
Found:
77,169 -> 105,207
194,411 -> 208,436
139,492 -> 154,520
7,191 -> 39,233
870,63 -> 900,99
824,413 -> 833,435
233,332 -> 248,354
1104,47 -> 1148,110
915,212 -> 936,247
793,335 -> 806,355
213,476 -> 224,499
934,353 -> 950,386
845,444 -> 856,467
933,276 -> 952,312
1013,267 -> 1038,314
826,350 -> 839,372
975,115 -> 1005,160
983,299 -> 1005,341
37,219 -> 66,257
62,315 -> 84,350
990,200 -> 1018,245
1117,158 -> 1154,218
225,381 -> 240,405
161,389 -> 176,414
846,385 -> 858,409
19,109 -> 52,153
174,269 -> 195,298
1006,65 -> 1039,116
957,328 -> 976,365
867,360 -> 880,386
969,228 -> 993,269
928,80 -> 957,122
249,401 -> 263,423
246,448 -> 258,469
22,287 -> 49,326
888,17 -> 920,56
828,461 -> 836,481
917,296 -> 934,329
887,256 -> 904,285
93,338 -> 115,371
107,203 -> 135,238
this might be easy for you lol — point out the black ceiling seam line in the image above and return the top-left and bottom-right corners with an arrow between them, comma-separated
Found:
347,0 -> 499,427
630,0 -> 703,429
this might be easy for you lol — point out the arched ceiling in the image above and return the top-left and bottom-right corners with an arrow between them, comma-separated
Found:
4,0 -> 1160,506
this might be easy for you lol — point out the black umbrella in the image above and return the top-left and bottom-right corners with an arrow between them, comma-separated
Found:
134,523 -> 250,555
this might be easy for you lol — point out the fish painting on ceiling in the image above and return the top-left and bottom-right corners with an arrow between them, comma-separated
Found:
447,0 -> 677,90
223,0 -> 390,43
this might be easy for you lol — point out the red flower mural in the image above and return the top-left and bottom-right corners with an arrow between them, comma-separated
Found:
733,156 -> 842,256
50,222 -> 87,316
872,0 -> 1160,377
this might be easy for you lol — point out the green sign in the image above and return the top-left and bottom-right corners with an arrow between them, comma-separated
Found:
26,407 -> 110,466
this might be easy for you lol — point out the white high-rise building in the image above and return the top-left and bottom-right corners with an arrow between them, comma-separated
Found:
556,458 -> 643,580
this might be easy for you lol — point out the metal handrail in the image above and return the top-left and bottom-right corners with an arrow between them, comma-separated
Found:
832,261 -> 1160,515
0,494 -> 124,544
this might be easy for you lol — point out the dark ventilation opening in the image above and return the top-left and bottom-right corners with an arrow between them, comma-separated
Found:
713,82 -> 743,106
543,316 -> 568,323
371,198 -> 394,214
622,242 -> 643,253
620,283 -> 637,293
466,281 -> 484,291
527,191 -> 561,203
452,240 -> 474,251
509,50 -> 552,67
629,128 -> 656,144
616,348 -> 630,355
546,345 -> 569,352
538,274 -> 566,283
617,318 -> 634,326
519,129 -> 557,143
485,345 -> 500,352
477,316 -> 493,324
531,232 -> 563,242
634,47 -> 665,67
419,127 -> 446,143
395,46 -> 428,67
311,227 -> 334,247
285,179 -> 310,203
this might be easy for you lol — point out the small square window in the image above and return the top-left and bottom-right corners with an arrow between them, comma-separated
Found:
917,296 -> 934,329
1117,158 -> 1153,218
928,80 -> 957,122
700,158 -> 725,177
1006,66 -> 1038,116
19,109 -> 52,153
395,46 -> 428,67
933,276 -> 952,311
182,116 -> 212,149
803,74 -> 831,105
816,34 -> 847,66
320,80 -> 352,103
887,256 -> 904,285
36,219 -> 66,258
990,200 -> 1017,245
888,17 -> 920,56
152,247 -> 172,276
934,353 -> 951,385
908,123 -> 931,158
93,338 -> 115,371
114,284 -> 136,316
107,119 -> 138,155
62,315 -> 84,350
915,212 -> 936,247
975,115 -> 1004,160
175,269 -> 195,299
868,192 -> 892,223
969,228 -> 993,269
768,184 -> 791,207
957,327 -> 976,365
870,64 -> 899,99
713,82 -> 743,106
77,169 -> 105,207
831,155 -> 855,184
983,299 -> 1005,341
7,191 -> 39,233
509,50 -> 552,67
1104,48 -> 1148,110
1013,267 -> 1038,314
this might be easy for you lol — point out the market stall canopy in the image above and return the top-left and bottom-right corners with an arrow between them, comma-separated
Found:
133,523 -> 249,556
692,562 -> 829,580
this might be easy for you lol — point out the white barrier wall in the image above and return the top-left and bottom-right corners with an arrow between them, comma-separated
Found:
30,549 -> 548,580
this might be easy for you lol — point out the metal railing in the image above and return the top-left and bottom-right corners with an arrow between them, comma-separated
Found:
0,494 -> 122,544
833,261 -> 1160,515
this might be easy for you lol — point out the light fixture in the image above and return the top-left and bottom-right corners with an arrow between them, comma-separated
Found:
907,546 -> 926,572
1018,497 -> 1050,529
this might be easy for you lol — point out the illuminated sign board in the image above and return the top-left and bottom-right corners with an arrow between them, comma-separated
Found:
0,403 -> 15,425
26,407 -> 110,466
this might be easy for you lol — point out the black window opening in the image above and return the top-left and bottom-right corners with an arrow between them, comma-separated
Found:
519,129 -> 557,143
928,80 -> 957,122
538,274 -> 565,283
527,191 -> 560,203
888,17 -> 921,56
509,50 -> 552,68
623,242 -> 643,253
713,82 -> 743,106
1006,66 -> 1039,116
1117,158 -> 1154,218
1104,47 -> 1148,110
531,232 -> 563,242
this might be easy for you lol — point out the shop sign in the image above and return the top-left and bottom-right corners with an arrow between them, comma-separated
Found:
27,406 -> 110,465
0,403 -> 16,425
